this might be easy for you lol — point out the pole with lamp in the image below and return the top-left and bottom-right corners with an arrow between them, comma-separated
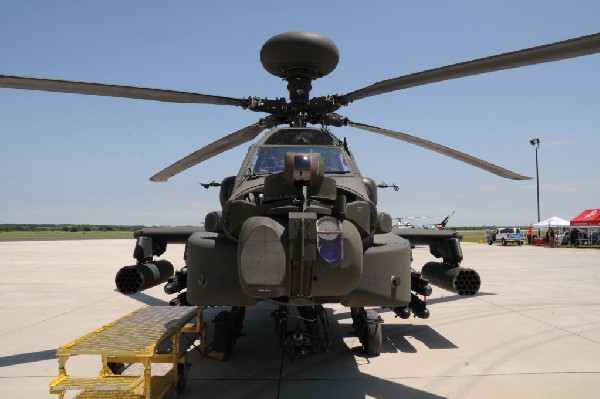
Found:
529,138 -> 540,222
530,138 -> 541,246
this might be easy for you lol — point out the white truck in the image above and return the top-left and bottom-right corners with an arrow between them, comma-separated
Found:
486,227 -> 525,246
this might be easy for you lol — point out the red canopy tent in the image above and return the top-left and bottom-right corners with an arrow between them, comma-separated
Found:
570,209 -> 600,226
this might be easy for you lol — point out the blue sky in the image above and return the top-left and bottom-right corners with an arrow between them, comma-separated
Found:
1,1 -> 599,227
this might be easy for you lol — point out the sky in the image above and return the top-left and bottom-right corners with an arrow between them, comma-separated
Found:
1,1 -> 599,227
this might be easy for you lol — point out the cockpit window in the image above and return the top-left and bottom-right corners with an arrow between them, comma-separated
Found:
251,146 -> 351,174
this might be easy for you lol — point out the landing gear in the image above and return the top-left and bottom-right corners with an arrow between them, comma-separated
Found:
272,305 -> 331,361
176,361 -> 190,392
210,306 -> 246,357
351,307 -> 383,356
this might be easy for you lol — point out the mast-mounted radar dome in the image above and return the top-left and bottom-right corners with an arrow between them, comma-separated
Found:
260,32 -> 339,80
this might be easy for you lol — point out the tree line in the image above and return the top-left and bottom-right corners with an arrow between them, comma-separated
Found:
0,224 -> 144,233
1,224 -> 524,233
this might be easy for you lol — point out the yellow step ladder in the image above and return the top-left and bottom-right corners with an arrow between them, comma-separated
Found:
50,306 -> 206,399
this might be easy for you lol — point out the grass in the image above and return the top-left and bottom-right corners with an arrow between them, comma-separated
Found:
2,229 -> 485,242
2,228 -> 596,248
0,231 -> 134,240
456,230 -> 486,243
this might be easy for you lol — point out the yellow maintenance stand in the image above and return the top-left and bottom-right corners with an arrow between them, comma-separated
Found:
49,306 -> 206,399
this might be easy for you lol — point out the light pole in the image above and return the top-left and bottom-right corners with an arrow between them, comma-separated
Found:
530,138 -> 541,222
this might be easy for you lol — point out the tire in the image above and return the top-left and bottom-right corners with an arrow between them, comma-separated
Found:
212,310 -> 235,354
350,307 -> 362,336
177,362 -> 187,392
364,309 -> 382,356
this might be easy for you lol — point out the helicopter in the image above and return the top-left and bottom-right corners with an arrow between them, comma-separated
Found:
394,211 -> 455,230
2,31 -> 599,359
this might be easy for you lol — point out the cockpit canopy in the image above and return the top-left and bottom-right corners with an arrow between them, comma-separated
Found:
252,146 -> 351,175
247,127 -> 354,176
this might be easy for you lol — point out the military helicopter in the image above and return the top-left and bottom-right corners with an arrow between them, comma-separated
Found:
394,211 -> 455,230
2,31 -> 599,358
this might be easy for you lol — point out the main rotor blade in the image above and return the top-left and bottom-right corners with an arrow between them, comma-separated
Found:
341,32 -> 600,103
0,74 -> 246,106
150,120 -> 272,182
347,120 -> 531,180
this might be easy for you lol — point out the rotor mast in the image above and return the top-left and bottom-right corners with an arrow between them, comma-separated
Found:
287,74 -> 312,127
259,31 -> 340,127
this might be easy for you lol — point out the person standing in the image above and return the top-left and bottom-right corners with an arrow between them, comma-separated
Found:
570,228 -> 579,247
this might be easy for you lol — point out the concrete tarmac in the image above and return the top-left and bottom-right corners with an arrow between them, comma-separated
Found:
0,239 -> 599,398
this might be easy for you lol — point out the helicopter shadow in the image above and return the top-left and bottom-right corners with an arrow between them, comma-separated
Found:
332,309 -> 457,354
381,324 -> 457,354
2,292 -> 167,369
427,291 -> 496,306
130,292 -> 170,306
0,349 -> 56,368
112,289 -> 170,306
182,303 -> 448,399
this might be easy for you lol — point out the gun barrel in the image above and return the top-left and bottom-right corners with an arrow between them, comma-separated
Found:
421,261 -> 480,296
115,260 -> 174,295
164,267 -> 188,295
409,293 -> 429,319
410,271 -> 433,296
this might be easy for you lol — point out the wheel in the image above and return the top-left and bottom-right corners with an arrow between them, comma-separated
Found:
363,309 -> 382,356
177,362 -> 188,392
212,310 -> 235,354
488,239 -> 493,245
350,307 -> 362,335
517,241 -> 522,246
365,322 -> 382,356
230,306 -> 246,337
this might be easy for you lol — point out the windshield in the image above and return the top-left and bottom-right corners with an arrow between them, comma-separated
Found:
251,146 -> 351,174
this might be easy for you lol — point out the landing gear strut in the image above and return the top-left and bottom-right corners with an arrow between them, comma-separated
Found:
210,306 -> 246,356
351,307 -> 383,356
272,305 -> 331,361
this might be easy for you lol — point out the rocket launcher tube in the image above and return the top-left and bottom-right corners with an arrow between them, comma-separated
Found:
115,260 -> 174,295
421,261 -> 480,296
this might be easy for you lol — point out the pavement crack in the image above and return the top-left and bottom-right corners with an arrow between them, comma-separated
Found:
476,296 -> 600,345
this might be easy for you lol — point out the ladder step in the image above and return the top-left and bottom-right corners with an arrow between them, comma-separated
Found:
50,375 -> 143,392
71,373 -> 175,399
